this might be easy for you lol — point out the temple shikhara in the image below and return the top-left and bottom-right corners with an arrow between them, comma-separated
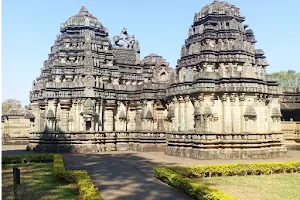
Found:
19,1 -> 293,158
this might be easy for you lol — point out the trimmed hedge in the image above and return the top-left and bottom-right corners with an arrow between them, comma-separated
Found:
2,154 -> 102,200
53,154 -> 102,200
154,167 -> 237,200
168,162 -> 300,178
155,161 -> 300,200
53,154 -> 75,183
73,170 -> 103,200
2,154 -> 54,164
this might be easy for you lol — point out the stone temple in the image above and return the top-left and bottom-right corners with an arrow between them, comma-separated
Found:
27,1 -> 287,159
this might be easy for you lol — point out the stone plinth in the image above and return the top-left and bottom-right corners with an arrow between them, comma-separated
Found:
165,132 -> 287,159
28,131 -> 167,153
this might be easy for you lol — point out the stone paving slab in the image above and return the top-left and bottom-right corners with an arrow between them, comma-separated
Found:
3,145 -> 300,200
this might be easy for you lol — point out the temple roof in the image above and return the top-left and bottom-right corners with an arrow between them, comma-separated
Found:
61,5 -> 106,31
197,0 -> 241,19
141,53 -> 170,67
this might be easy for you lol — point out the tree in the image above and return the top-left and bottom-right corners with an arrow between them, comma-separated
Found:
2,99 -> 22,114
269,70 -> 300,88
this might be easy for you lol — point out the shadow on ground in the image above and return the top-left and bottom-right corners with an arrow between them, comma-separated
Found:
63,152 -> 193,200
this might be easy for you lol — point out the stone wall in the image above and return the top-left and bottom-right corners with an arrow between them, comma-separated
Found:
2,115 -> 31,145
282,121 -> 300,150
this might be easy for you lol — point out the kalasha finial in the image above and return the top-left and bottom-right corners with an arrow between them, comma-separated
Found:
79,4 -> 88,13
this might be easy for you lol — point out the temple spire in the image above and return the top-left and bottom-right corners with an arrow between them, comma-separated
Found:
79,4 -> 88,13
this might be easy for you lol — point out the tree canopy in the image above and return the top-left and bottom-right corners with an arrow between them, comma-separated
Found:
269,70 -> 300,88
2,99 -> 23,114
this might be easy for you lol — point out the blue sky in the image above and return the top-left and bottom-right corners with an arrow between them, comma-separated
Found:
2,0 -> 300,105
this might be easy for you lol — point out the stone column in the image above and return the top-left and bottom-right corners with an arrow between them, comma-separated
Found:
38,102 -> 47,132
172,97 -> 179,132
115,101 -> 121,131
60,99 -> 71,132
140,100 -> 147,131
198,93 -> 205,132
185,96 -> 194,131
256,94 -> 262,133
136,103 -> 143,131
80,100 -> 85,131
95,101 -> 100,131
99,100 -> 103,131
104,100 -> 115,132
178,96 -> 185,132
239,93 -> 246,133
265,96 -> 271,133
72,100 -> 78,131
231,93 -> 240,133
222,93 -> 232,133
209,93 -> 217,133
194,100 -> 201,132
157,106 -> 164,131
259,94 -> 266,133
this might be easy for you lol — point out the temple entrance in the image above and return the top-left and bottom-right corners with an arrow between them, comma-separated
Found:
86,121 -> 91,131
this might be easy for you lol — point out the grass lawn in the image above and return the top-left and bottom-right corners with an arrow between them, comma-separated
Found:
199,173 -> 300,200
2,163 -> 78,200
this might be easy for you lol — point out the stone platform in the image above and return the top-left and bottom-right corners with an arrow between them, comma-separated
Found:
28,131 -> 287,159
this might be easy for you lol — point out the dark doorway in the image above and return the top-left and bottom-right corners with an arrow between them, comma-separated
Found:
86,121 -> 91,131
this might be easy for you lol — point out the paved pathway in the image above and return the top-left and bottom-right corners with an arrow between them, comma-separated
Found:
3,145 -> 300,200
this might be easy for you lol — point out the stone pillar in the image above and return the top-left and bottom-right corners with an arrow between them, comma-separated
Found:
173,97 -> 179,132
99,100 -> 103,131
140,101 -> 147,131
198,94 -> 205,132
265,96 -> 271,133
136,103 -> 143,131
104,100 -> 115,132
185,96 -> 194,131
95,101 -> 100,131
194,100 -> 201,132
222,93 -> 232,133
209,93 -> 216,133
38,102 -> 47,132
259,94 -> 266,133
178,96 -> 185,132
115,101 -> 121,131
60,99 -> 71,132
231,93 -> 240,133
239,93 -> 246,133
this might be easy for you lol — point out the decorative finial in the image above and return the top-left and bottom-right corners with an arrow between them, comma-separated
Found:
213,0 -> 219,2
79,4 -> 88,13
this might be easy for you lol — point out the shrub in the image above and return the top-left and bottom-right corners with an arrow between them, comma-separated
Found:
53,154 -> 102,200
73,170 -> 102,200
154,167 -> 237,200
2,154 -> 54,164
169,162 -> 300,178
53,154 -> 75,183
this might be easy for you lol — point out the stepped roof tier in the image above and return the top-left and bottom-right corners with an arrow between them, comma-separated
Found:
177,0 -> 272,84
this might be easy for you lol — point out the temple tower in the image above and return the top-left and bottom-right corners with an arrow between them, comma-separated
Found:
165,0 -> 287,159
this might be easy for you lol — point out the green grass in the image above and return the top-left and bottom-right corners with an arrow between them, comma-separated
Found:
198,173 -> 300,200
2,163 -> 78,200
